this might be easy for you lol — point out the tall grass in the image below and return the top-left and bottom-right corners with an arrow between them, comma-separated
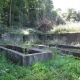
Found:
0,48 -> 80,80
47,22 -> 80,34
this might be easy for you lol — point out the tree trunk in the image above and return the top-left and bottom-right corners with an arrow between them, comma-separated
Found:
0,13 -> 1,27
9,0 -> 12,27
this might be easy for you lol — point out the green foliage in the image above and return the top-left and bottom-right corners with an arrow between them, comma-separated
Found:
0,48 -> 80,80
46,39 -> 66,45
0,25 -> 9,34
9,28 -> 43,36
0,40 -> 10,45
62,8 -> 80,22
28,39 -> 43,44
0,0 -> 55,28
28,28 -> 44,35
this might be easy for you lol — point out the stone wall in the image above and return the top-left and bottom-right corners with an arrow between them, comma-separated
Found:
39,33 -> 80,44
23,34 -> 38,42
1,33 -> 38,43
2,32 -> 80,44
1,33 -> 23,43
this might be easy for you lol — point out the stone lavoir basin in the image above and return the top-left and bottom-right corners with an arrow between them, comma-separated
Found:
48,44 -> 80,58
56,44 -> 80,58
0,45 -> 52,66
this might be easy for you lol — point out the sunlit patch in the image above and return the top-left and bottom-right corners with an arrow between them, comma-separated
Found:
22,29 -> 29,35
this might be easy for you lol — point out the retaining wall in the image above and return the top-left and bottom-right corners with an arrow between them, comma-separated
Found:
39,33 -> 80,43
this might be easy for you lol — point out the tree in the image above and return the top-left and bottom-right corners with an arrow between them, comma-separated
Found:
0,0 -> 3,27
0,0 -> 4,27
9,0 -> 12,27
0,0 -> 57,28
77,11 -> 80,21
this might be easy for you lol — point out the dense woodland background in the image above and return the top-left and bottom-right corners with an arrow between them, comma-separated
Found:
0,0 -> 80,32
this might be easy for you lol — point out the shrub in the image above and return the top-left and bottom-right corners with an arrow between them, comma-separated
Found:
47,22 -> 80,34
38,19 -> 53,32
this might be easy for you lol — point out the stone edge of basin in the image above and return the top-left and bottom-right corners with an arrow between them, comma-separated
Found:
0,46 -> 53,66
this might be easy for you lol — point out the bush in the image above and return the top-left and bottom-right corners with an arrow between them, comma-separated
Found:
38,19 -> 53,32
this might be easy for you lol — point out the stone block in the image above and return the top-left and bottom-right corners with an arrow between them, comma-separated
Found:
0,46 -> 52,66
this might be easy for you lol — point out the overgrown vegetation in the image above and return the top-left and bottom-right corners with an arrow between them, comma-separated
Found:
0,40 -> 10,45
8,22 -> 80,35
47,22 -> 80,34
0,48 -> 80,80
0,0 -> 80,79
9,28 -> 43,35
45,39 -> 66,45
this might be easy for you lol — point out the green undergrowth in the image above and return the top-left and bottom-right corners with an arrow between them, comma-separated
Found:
0,48 -> 80,80
0,40 -> 10,45
9,28 -> 43,35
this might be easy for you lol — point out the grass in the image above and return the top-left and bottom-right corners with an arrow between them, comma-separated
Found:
0,48 -> 80,80
47,22 -> 80,34
45,39 -> 67,45
9,28 -> 43,35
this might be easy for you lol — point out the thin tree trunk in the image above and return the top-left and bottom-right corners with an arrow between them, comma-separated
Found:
0,13 -> 1,27
9,0 -> 12,27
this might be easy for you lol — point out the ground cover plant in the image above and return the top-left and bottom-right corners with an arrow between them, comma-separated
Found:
0,48 -> 80,80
